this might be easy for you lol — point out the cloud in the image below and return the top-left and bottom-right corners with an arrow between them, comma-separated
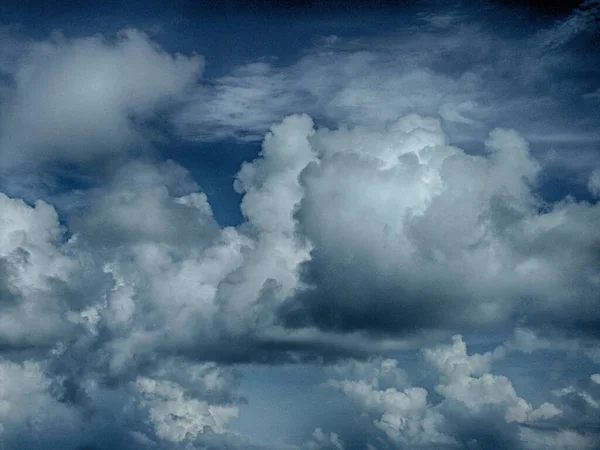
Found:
321,335 -> 600,450
423,336 -> 559,425
0,160 -> 247,448
70,159 -> 220,247
275,114 -> 599,340
0,109 -> 598,448
0,192 -> 77,348
589,168 -> 600,198
507,328 -> 600,363
305,428 -> 345,450
0,5 -> 598,447
135,374 -> 239,442
172,3 -> 600,178
0,355 -> 243,449
0,29 -> 203,167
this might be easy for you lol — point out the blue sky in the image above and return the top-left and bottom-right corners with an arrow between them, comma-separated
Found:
0,1 -> 599,449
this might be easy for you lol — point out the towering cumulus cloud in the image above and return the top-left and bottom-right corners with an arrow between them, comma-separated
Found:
0,1 -> 599,448
279,114 -> 600,340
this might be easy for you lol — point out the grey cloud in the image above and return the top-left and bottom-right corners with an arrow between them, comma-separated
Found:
551,373 -> 600,433
319,335 -> 600,450
0,112 -> 598,449
589,168 -> 600,197
0,4 -> 598,447
0,160 -> 249,449
275,115 -> 599,340
0,29 -> 203,167
70,160 -> 220,247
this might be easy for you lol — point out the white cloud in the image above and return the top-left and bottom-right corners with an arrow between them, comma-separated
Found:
172,11 -> 600,180
0,103 -> 598,449
306,428 -> 345,450
173,48 -> 485,143
327,335 -> 568,449
280,114 -> 599,337
424,335 -> 560,425
0,358 -> 79,437
329,378 -> 453,447
0,193 -> 77,347
0,29 -> 203,166
136,375 -> 238,442
589,168 -> 600,198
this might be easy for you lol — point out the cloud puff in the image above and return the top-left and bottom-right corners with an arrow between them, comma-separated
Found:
0,192 -> 77,348
423,336 -> 559,425
276,114 -> 599,339
0,160 -> 246,448
0,29 -> 203,166
305,428 -> 345,450
589,168 -> 600,198
322,335 -> 600,450
135,373 -> 239,442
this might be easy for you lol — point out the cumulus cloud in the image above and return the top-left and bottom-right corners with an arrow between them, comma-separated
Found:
322,335 -> 600,450
0,192 -> 77,348
305,428 -> 345,450
135,374 -> 238,442
277,114 -> 599,339
1,108 -> 599,447
0,3 -> 598,447
0,160 -> 244,448
0,29 -> 203,166
0,355 -> 243,449
423,336 -> 559,425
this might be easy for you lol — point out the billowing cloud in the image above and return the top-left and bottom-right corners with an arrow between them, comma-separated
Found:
0,192 -> 77,348
0,29 -> 203,166
0,2 -> 598,448
305,428 -> 345,450
507,327 -> 600,363
1,109 -> 599,448
322,335 -> 600,450
276,114 -> 599,339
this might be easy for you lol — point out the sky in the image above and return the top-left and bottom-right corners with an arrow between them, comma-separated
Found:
0,0 -> 599,449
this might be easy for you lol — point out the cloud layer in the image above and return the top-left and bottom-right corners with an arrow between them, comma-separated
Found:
0,2 -> 598,448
